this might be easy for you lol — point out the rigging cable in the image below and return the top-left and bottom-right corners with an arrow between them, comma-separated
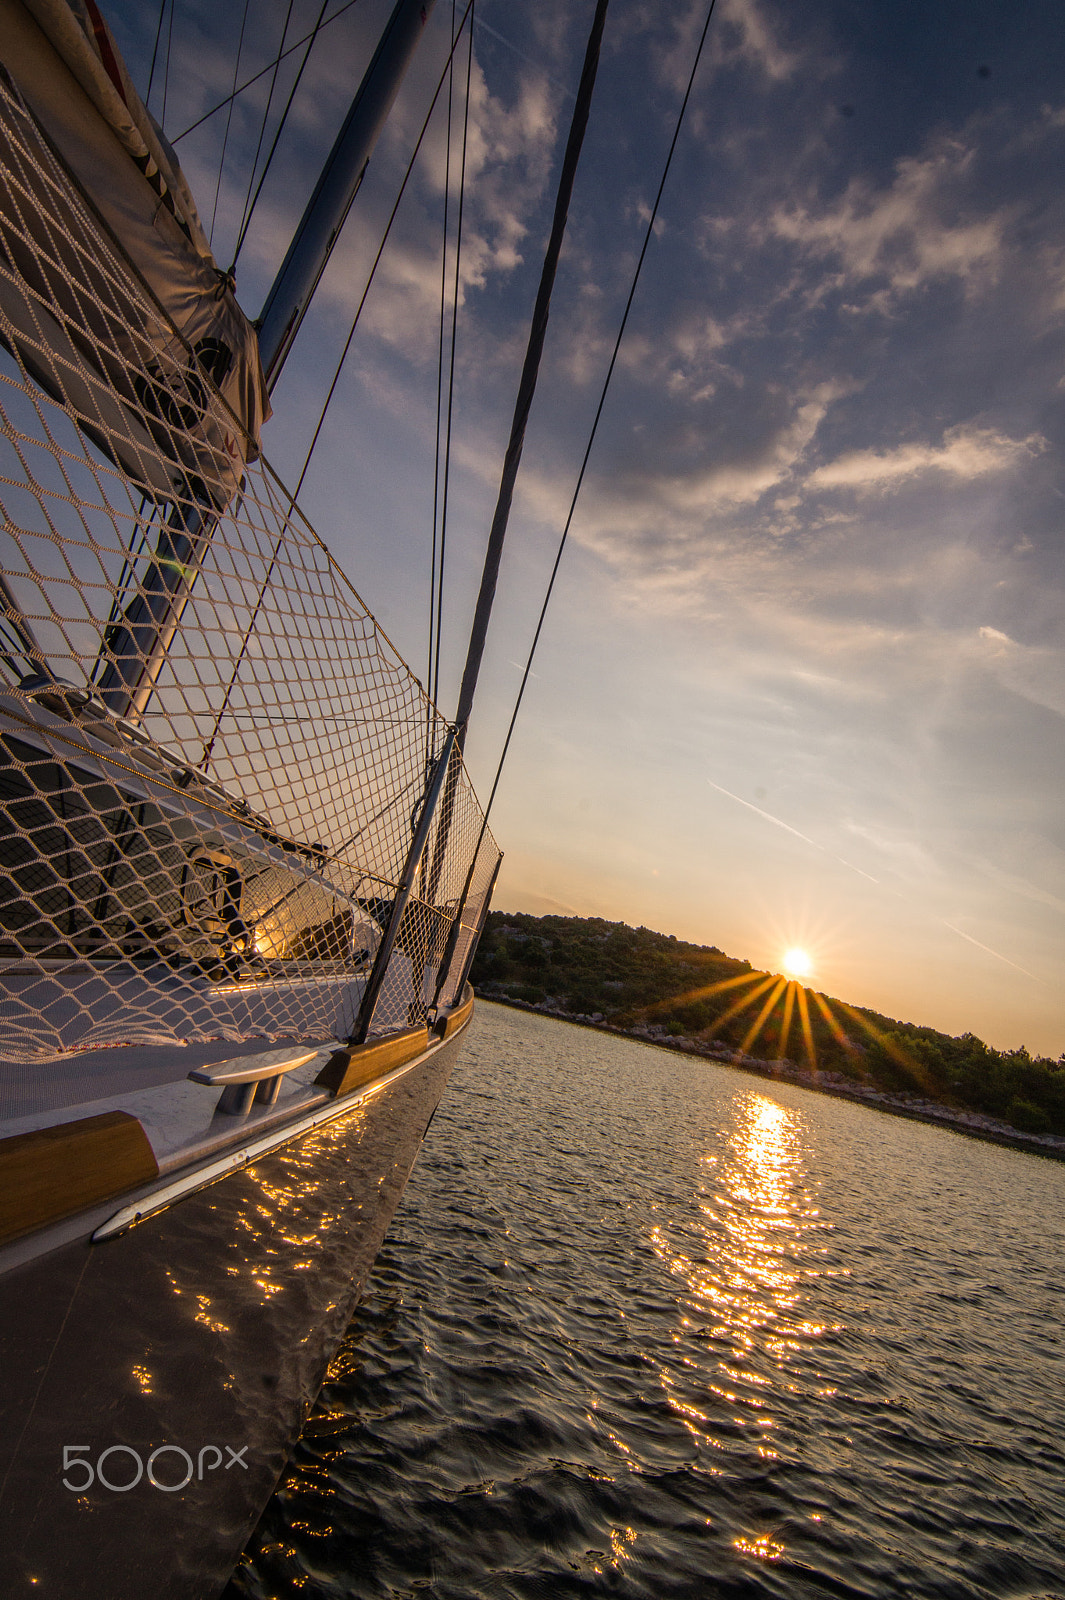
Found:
431,0 -> 718,1009
145,0 -> 168,109
231,0 -> 334,270
428,0 -> 457,707
208,0 -> 252,248
201,5 -> 475,770
451,0 -> 610,755
160,0 -> 176,130
422,0 -> 612,928
480,0 -> 719,826
288,1 -> 474,506
482,0 -> 716,825
431,0 -> 474,711
172,0 -> 363,144
231,0 -> 296,265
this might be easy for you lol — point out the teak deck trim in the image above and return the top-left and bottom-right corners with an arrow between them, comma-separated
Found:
0,1002 -> 475,1252
0,1110 -> 159,1246
440,991 -> 474,1038
93,1014 -> 470,1242
315,1025 -> 430,1096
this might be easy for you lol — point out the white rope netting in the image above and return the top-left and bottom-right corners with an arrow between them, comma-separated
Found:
0,67 -> 498,1062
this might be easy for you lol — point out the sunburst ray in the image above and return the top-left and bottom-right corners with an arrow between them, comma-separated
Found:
740,976 -> 788,1055
795,983 -> 817,1071
809,989 -> 863,1068
833,1000 -> 925,1082
710,971 -> 780,1036
647,968 -> 766,1017
777,980 -> 796,1062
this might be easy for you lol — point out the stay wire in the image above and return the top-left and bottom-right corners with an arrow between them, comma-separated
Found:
290,0 -> 476,511
426,0 -> 613,945
450,0 -> 608,759
428,0 -> 457,711
432,0 -> 474,716
209,0 -> 251,248
146,0 -> 167,109
202,0 -> 423,770
232,0 -> 296,265
231,0 -> 333,270
481,0 -> 719,827
160,0 -> 176,130
172,0 -> 363,144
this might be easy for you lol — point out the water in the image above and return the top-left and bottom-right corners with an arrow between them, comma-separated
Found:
230,1002 -> 1065,1599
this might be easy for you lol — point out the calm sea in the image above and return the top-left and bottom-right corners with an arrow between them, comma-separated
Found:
230,1001 -> 1065,1599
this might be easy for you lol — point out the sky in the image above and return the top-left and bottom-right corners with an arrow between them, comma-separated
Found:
110,0 -> 1065,1055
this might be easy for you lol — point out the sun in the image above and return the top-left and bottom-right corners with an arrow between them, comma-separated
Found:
782,947 -> 813,980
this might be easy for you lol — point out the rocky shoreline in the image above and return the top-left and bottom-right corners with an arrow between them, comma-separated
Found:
481,993 -> 1065,1164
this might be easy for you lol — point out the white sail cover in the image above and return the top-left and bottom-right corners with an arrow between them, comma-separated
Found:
0,0 -> 269,499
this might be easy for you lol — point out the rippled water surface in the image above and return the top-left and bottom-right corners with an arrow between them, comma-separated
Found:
231,1002 -> 1065,1599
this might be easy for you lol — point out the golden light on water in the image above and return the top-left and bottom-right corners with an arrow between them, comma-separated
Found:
634,956 -> 941,1569
646,1088 -> 834,1576
734,1533 -> 786,1562
655,1094 -> 821,1376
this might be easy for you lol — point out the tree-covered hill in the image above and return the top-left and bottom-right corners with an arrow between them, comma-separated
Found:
470,911 -> 1065,1138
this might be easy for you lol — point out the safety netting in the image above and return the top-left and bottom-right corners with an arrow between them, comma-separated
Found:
0,65 -> 499,1062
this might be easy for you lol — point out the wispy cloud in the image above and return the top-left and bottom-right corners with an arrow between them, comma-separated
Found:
767,136 -> 1011,303
808,424 -> 1046,492
713,0 -> 803,83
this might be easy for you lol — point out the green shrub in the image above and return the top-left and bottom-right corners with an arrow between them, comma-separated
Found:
1006,1097 -> 1050,1134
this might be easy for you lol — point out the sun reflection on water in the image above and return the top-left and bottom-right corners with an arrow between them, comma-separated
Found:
610,1526 -> 637,1567
734,1533 -> 786,1562
649,1090 -> 836,1566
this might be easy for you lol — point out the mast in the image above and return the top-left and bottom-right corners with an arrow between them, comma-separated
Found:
452,0 -> 609,752
422,0 -> 608,926
95,0 -> 436,719
257,0 -> 437,390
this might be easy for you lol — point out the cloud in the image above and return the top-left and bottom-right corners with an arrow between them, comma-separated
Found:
258,47 -> 563,374
552,377 -> 855,537
972,625 -> 1065,720
808,424 -> 1046,492
979,626 -> 1015,650
713,0 -> 802,83
843,819 -> 941,879
666,380 -> 850,510
973,853 -> 1065,919
766,136 -> 1011,304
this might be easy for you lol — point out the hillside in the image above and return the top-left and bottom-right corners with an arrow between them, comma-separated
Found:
470,912 -> 1065,1140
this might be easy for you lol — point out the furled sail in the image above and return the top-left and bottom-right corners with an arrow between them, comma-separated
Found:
0,0 -> 269,505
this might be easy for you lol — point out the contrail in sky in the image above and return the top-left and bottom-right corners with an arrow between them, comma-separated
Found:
707,778 -> 1037,979
707,778 -> 878,884
706,778 -> 825,851
836,857 -> 880,884
940,921 -> 1039,980
474,17 -> 574,98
